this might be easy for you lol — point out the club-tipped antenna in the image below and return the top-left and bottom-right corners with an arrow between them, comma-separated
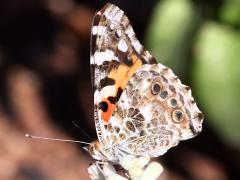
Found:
25,133 -> 92,146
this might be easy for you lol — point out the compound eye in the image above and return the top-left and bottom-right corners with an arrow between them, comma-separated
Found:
151,82 -> 162,95
172,109 -> 184,123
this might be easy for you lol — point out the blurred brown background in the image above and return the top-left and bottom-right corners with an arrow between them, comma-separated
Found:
0,0 -> 240,179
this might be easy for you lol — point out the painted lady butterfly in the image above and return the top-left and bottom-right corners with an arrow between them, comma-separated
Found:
85,3 -> 203,179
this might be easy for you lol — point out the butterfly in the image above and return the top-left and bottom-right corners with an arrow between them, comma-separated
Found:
85,3 -> 203,179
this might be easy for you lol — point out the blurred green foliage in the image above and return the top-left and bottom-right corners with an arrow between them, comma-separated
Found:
192,22 -> 240,143
220,0 -> 240,26
145,0 -> 240,144
145,0 -> 198,78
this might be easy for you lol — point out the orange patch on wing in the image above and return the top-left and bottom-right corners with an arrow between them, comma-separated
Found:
101,54 -> 142,124
126,54 -> 142,79
108,53 -> 142,91
101,99 -> 116,124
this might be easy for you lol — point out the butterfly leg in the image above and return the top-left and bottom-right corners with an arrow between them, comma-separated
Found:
88,163 -> 104,180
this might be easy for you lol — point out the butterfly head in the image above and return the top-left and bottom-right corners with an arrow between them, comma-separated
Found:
84,140 -> 119,162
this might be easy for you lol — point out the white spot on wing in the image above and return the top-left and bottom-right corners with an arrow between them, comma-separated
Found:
104,5 -> 117,20
126,26 -> 135,38
94,85 -> 116,104
94,90 -> 101,104
118,91 -> 131,110
117,30 -> 122,37
100,85 -> 116,99
104,5 -> 123,23
92,26 -> 106,36
118,39 -> 128,52
110,23 -> 115,30
90,56 -> 94,64
104,4 -> 114,19
142,51 -> 153,62
114,10 -> 124,22
141,105 -> 152,120
157,64 -> 168,71
126,26 -> 143,53
93,49 -> 118,65
132,40 -> 143,54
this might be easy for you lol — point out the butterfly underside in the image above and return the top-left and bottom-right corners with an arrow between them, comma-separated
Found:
88,3 -> 203,179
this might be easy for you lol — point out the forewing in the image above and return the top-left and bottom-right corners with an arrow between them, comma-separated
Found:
90,4 -> 156,145
90,3 -> 156,93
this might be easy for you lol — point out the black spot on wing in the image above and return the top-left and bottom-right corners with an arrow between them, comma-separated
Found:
116,87 -> 123,101
150,70 -> 160,76
98,61 -> 119,72
189,120 -> 196,134
99,101 -> 108,112
140,50 -> 157,64
122,56 -> 133,66
108,96 -> 116,104
116,49 -> 129,66
184,86 -> 191,91
93,15 -> 101,26
197,112 -> 204,120
99,77 -> 115,89
91,35 -> 97,53
94,61 -> 119,91
107,87 -> 124,105
139,56 -> 147,64
169,85 -> 176,93
160,90 -> 168,99
90,64 -> 95,92
179,94 -> 184,104
161,75 -> 168,83
170,98 -> 178,107
148,57 -> 157,64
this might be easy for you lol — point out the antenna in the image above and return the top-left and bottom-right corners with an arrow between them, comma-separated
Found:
25,133 -> 92,146
71,121 -> 92,141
